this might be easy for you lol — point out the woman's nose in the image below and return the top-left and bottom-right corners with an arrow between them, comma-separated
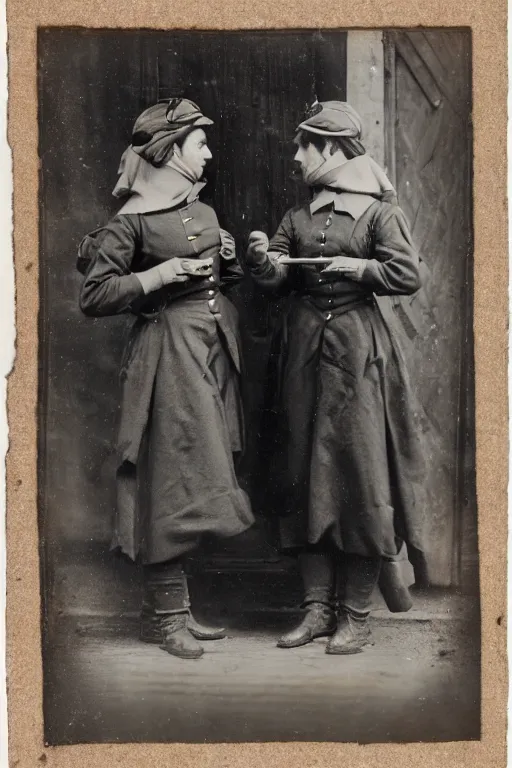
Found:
204,147 -> 213,160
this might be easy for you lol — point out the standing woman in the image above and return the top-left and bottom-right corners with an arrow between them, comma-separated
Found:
245,101 -> 426,655
77,98 -> 254,659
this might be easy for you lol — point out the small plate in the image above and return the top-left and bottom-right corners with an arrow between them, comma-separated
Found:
275,257 -> 333,265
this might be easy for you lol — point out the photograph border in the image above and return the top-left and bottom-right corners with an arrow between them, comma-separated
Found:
5,2 -> 508,766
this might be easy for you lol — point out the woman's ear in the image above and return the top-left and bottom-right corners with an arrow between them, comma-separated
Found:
326,139 -> 347,160
322,139 -> 334,159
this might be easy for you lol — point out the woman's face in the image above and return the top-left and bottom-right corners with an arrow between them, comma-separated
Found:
174,128 -> 212,178
293,131 -> 347,180
293,132 -> 330,180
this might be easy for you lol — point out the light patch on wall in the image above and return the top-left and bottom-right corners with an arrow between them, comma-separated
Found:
346,30 -> 385,168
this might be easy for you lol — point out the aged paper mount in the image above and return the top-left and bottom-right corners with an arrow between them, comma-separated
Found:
5,1 -> 509,766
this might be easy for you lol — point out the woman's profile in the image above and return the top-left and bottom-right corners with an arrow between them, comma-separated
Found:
77,98 -> 254,659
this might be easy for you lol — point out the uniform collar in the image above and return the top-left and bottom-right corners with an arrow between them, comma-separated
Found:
307,154 -> 395,219
310,189 -> 378,218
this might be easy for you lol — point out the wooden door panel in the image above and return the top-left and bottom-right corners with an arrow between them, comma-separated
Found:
389,30 -> 474,586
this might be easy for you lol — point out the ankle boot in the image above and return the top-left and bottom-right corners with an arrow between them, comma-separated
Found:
183,573 -> 226,640
325,609 -> 372,655
141,558 -> 201,652
277,602 -> 337,648
327,554 -> 381,654
277,546 -> 336,648
160,612 -> 204,659
187,614 -> 226,641
141,609 -> 226,643
140,602 -> 163,644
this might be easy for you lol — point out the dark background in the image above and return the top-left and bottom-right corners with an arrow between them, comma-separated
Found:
38,28 -> 476,641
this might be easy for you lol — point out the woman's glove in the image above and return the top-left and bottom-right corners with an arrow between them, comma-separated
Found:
136,256 -> 213,295
180,257 -> 213,278
246,231 -> 270,267
323,255 -> 367,281
219,229 -> 236,260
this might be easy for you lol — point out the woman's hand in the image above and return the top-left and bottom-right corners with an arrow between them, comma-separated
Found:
246,231 -> 269,267
156,257 -> 190,284
136,257 -> 190,295
219,229 -> 236,260
323,255 -> 366,280
180,257 -> 214,278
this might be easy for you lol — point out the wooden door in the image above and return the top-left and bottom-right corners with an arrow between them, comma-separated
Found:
133,31 -> 349,568
384,30 -> 477,589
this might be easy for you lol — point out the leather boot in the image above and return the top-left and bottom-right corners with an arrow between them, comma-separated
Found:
325,609 -> 372,655
277,547 -> 337,648
183,575 -> 226,640
141,558 -> 207,656
160,612 -> 204,659
140,558 -> 186,644
140,602 -> 164,644
187,614 -> 226,641
326,554 -> 381,655
277,602 -> 337,648
139,561 -> 226,645
141,610 -> 226,643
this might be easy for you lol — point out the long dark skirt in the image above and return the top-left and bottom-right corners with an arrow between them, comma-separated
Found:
123,298 -> 255,564
269,296 -> 426,559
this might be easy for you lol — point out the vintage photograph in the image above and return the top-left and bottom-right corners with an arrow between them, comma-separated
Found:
38,27 -> 479,744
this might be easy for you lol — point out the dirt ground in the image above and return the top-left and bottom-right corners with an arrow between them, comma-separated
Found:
43,608 -> 480,745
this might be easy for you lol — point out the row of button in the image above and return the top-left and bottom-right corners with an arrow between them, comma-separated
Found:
317,211 -> 334,257
180,211 -> 198,248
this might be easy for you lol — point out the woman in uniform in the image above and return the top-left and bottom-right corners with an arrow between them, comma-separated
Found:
78,98 -> 254,659
245,101 -> 426,655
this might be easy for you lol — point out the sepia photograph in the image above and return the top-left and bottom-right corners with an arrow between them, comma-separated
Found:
37,27 -> 479,745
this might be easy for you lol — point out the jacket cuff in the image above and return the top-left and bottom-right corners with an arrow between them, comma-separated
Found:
134,266 -> 165,295
351,259 -> 369,282
247,255 -> 274,276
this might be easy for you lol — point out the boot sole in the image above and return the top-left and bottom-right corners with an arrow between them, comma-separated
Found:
159,645 -> 204,659
190,631 -> 226,641
325,645 -> 365,655
277,629 -> 336,649
141,630 -> 226,643
325,637 -> 373,655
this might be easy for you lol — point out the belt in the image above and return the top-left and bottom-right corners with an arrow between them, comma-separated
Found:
134,278 -> 220,321
300,294 -> 374,322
